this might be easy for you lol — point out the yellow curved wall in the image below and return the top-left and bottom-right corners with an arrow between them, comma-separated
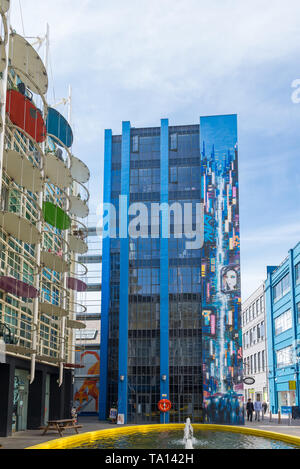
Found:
27,424 -> 300,450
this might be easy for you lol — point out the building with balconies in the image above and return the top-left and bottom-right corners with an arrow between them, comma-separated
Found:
0,4 -> 90,437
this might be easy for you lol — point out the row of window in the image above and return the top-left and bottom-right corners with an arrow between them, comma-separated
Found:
273,262 -> 300,301
242,296 -> 264,326
273,303 -> 300,336
273,273 -> 290,302
244,351 -> 266,375
132,133 -> 199,154
276,345 -> 293,368
243,322 -> 265,349
274,309 -> 292,336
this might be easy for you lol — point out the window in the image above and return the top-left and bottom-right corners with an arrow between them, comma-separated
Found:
132,135 -> 139,153
256,299 -> 260,315
254,354 -> 257,374
276,346 -> 293,368
262,350 -> 265,372
245,331 -> 249,348
170,167 -> 178,184
273,273 -> 290,302
170,133 -> 178,151
295,263 -> 300,284
298,302 -> 300,323
274,309 -> 292,336
257,324 -> 261,341
253,327 -> 257,344
261,321 -> 265,339
258,352 -> 261,372
260,296 -> 264,312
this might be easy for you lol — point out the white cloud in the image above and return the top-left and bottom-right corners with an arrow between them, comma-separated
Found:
9,1 -> 300,300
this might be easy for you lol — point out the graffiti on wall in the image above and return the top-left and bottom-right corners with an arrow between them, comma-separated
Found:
74,350 -> 100,414
201,122 -> 244,425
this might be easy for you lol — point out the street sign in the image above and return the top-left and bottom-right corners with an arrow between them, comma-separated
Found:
289,381 -> 296,391
281,406 -> 292,415
243,377 -> 255,386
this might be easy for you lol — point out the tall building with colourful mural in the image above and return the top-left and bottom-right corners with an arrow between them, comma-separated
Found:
100,114 -> 243,425
200,115 -> 243,424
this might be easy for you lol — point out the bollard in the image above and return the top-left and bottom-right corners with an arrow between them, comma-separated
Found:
288,413 -> 292,426
269,411 -> 272,422
278,410 -> 281,424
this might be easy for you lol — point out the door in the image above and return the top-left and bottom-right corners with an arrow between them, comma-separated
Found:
135,394 -> 151,424
44,374 -> 51,425
12,369 -> 29,432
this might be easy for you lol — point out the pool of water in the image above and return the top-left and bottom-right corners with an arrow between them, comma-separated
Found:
74,430 -> 299,450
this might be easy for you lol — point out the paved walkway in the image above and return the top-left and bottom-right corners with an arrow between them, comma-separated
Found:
0,417 -> 117,450
1,416 -> 300,449
244,414 -> 300,438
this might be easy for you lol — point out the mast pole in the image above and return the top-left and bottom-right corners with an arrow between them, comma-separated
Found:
30,23 -> 50,384
0,4 -> 11,198
59,84 -> 72,387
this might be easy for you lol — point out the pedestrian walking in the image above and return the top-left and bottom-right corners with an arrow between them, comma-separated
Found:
246,399 -> 254,422
262,401 -> 268,415
254,398 -> 262,421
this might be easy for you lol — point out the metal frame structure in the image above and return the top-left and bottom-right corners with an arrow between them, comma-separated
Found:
0,4 -> 90,388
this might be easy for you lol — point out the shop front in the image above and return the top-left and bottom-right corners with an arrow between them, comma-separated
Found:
0,356 -> 73,437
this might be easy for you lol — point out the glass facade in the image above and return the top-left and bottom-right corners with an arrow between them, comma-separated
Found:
128,131 -> 161,423
100,116 -> 243,424
168,127 -> 202,423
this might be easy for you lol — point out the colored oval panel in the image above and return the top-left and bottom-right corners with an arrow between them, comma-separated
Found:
46,107 -> 73,148
6,89 -> 46,143
42,201 -> 71,231
0,276 -> 39,299
67,277 -> 87,292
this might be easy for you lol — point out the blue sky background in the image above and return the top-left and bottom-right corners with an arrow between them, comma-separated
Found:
11,0 -> 300,300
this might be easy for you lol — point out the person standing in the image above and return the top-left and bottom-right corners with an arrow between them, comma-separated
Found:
246,399 -> 254,422
254,398 -> 262,421
262,401 -> 268,415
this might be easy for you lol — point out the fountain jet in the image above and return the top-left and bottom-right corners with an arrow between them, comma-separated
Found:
183,418 -> 194,449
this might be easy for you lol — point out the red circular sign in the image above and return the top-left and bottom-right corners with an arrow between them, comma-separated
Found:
158,399 -> 172,413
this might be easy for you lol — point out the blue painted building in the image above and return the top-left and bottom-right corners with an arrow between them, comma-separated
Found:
265,242 -> 300,414
99,116 -> 243,424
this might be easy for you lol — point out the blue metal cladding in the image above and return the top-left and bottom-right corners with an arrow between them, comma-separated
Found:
99,129 -> 112,420
265,245 -> 300,414
160,119 -> 170,423
118,121 -> 131,422
200,115 -> 244,425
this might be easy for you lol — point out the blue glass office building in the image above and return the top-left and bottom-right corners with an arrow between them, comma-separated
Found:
265,242 -> 300,414
100,115 -> 243,424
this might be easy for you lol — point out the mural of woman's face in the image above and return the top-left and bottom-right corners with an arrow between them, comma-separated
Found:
225,270 -> 237,290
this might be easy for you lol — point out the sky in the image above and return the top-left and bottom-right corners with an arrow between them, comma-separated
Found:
10,0 -> 300,300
